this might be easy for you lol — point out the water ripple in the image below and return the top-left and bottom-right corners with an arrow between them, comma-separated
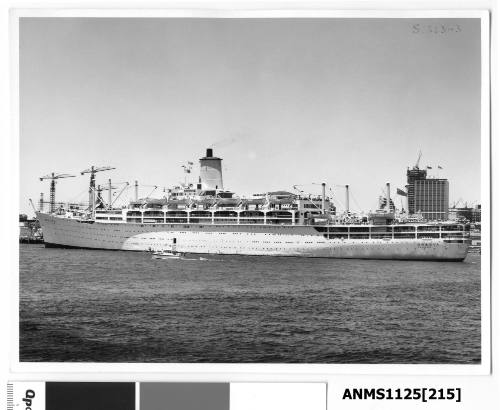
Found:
19,244 -> 481,363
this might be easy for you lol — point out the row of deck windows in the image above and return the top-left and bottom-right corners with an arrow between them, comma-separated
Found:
94,211 -> 468,240
97,211 -> 299,225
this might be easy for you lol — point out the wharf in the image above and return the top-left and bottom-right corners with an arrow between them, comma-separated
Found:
19,215 -> 43,244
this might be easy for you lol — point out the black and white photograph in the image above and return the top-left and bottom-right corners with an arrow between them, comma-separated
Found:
16,13 -> 488,365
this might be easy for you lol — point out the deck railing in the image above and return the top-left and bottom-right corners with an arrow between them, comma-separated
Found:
94,210 -> 469,240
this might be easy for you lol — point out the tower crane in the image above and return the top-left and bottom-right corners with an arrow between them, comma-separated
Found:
39,172 -> 76,213
414,150 -> 422,169
81,166 -> 115,214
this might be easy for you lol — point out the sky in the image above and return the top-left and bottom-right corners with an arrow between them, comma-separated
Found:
19,17 -> 481,216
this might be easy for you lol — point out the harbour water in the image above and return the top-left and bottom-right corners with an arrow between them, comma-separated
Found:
19,244 -> 481,363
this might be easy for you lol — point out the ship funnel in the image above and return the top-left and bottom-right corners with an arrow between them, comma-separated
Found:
199,148 -> 223,191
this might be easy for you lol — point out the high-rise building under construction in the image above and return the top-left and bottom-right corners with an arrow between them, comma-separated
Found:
406,167 -> 449,221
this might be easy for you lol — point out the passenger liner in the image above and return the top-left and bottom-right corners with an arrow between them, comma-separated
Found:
36,149 -> 470,261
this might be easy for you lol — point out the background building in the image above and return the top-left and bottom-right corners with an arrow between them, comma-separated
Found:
406,166 -> 449,221
406,167 -> 427,214
448,204 -> 481,223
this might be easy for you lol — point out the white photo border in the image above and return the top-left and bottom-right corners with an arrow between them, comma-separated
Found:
8,7 -> 491,378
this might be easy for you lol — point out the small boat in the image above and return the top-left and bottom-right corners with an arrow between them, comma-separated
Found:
152,237 -> 185,259
152,249 -> 184,259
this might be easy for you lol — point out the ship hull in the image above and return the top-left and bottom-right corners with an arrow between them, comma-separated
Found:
37,213 -> 469,261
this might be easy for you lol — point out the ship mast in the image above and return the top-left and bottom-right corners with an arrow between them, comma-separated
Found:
81,165 -> 115,217
345,184 -> 350,214
321,182 -> 326,214
386,182 -> 391,213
